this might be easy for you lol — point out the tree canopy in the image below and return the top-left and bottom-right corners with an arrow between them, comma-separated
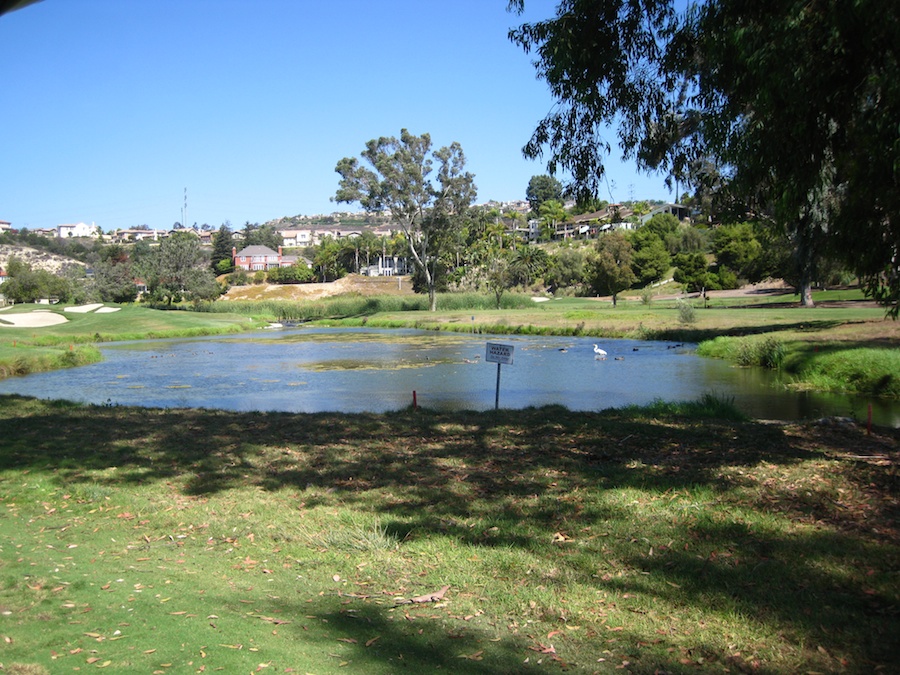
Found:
333,129 -> 477,310
210,223 -> 235,274
587,231 -> 637,306
526,174 -> 564,212
136,232 -> 219,304
508,0 -> 900,315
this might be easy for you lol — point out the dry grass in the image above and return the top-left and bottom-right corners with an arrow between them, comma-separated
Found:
221,274 -> 415,302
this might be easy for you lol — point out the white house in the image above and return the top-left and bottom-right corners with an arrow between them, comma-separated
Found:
278,229 -> 315,247
57,222 -> 100,238
111,228 -> 167,242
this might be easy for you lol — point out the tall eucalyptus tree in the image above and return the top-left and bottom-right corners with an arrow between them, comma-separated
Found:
334,129 -> 477,310
509,0 -> 900,315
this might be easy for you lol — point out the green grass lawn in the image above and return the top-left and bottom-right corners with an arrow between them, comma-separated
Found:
0,304 -> 261,379
1,396 -> 897,674
0,304 -> 259,344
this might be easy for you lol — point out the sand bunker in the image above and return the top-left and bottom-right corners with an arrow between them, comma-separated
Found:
0,302 -> 122,327
64,303 -> 105,313
0,311 -> 69,327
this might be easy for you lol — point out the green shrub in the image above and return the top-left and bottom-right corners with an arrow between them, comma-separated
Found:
734,335 -> 785,369
677,299 -> 697,324
227,269 -> 250,286
618,392 -> 747,421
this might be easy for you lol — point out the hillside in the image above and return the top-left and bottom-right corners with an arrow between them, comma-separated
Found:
0,244 -> 85,274
221,273 -> 415,301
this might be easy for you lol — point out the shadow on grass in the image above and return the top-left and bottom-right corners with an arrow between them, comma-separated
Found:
1,394 -> 898,672
272,598 -> 532,674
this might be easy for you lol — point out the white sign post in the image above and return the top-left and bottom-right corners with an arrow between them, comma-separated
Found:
485,342 -> 514,410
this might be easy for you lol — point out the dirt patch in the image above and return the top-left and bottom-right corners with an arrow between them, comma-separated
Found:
221,274 -> 415,302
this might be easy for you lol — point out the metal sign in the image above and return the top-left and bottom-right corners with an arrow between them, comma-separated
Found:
486,342 -> 514,410
485,342 -> 514,365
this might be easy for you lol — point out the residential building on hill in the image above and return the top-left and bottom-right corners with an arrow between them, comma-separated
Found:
232,245 -> 298,271
57,222 -> 100,238
639,203 -> 692,224
111,228 -> 168,243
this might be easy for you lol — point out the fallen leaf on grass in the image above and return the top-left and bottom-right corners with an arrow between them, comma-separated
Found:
458,650 -> 484,661
254,614 -> 291,625
365,636 -> 380,647
528,643 -> 557,655
337,638 -> 357,644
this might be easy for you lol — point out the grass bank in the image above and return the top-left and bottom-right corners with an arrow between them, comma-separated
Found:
0,304 -> 262,380
697,335 -> 900,398
0,343 -> 102,379
1,395 -> 897,674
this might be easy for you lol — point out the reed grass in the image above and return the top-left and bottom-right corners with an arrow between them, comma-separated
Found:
206,292 -> 535,322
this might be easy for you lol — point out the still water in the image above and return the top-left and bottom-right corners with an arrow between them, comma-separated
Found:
0,327 -> 897,426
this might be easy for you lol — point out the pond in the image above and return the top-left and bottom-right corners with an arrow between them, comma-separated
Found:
1,327 -> 897,426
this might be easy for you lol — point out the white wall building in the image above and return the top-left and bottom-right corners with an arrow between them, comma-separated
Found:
57,222 -> 100,238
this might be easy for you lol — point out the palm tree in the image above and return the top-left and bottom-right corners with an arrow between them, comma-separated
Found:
510,246 -> 550,287
539,199 -> 569,240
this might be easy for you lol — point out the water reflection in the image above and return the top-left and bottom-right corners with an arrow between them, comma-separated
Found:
0,327 -> 896,426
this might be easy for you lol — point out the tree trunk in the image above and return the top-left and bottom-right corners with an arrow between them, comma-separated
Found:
423,262 -> 436,311
799,280 -> 814,307
794,216 -> 818,308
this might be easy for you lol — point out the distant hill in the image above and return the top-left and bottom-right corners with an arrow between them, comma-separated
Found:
0,245 -> 85,274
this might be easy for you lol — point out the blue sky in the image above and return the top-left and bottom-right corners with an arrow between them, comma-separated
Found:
1,0 -> 676,232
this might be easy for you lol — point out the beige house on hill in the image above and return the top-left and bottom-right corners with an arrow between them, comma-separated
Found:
232,245 -> 298,271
